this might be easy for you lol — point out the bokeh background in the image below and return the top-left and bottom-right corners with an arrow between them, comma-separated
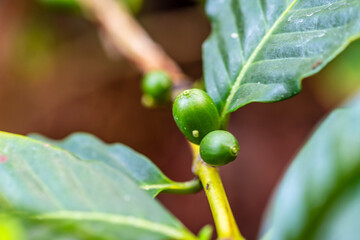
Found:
1,0 -> 360,239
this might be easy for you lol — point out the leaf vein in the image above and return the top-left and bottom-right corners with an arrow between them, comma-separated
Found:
230,0 -> 246,63
258,0 -> 269,30
36,211 -> 191,239
251,56 -> 313,66
20,158 -> 64,209
292,0 -> 351,11
215,32 -> 235,86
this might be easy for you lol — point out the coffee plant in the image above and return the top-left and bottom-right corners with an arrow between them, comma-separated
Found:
0,0 -> 359,239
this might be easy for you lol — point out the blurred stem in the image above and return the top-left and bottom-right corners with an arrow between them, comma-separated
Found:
191,143 -> 245,240
74,0 -> 191,88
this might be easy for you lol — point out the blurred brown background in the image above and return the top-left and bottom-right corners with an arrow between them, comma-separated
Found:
1,0 -> 360,239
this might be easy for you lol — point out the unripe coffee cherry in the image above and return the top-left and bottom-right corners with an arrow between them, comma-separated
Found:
141,70 -> 172,105
173,89 -> 220,144
200,130 -> 239,166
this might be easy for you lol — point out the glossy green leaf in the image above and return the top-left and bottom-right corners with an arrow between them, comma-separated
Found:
260,94 -> 360,240
203,0 -> 360,118
29,133 -> 200,197
0,132 -> 197,240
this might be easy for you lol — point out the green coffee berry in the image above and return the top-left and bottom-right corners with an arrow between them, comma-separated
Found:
141,70 -> 172,104
200,130 -> 239,166
173,89 -> 220,144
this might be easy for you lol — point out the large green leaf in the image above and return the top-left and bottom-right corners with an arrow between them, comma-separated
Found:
0,132 -> 196,240
29,133 -> 200,197
260,94 -> 360,240
203,0 -> 360,118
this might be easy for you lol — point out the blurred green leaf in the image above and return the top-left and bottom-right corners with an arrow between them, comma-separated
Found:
0,132 -> 196,240
29,133 -> 200,197
197,225 -> 213,240
312,39 -> 360,106
37,0 -> 143,14
122,0 -> 143,13
260,93 -> 360,240
38,0 -> 78,10
203,0 -> 360,116
13,18 -> 56,83
0,215 -> 25,240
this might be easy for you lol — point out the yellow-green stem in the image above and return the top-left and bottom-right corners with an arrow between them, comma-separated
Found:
161,178 -> 202,195
191,144 -> 245,240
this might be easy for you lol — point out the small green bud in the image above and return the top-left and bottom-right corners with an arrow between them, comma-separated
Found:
141,70 -> 172,105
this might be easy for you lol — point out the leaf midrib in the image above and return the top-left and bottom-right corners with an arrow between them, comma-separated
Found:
36,211 -> 195,240
219,0 -> 299,121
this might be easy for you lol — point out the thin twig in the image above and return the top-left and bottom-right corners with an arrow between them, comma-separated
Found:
75,0 -> 190,87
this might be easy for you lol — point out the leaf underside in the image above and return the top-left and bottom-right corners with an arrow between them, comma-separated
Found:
260,94 -> 360,240
203,0 -> 360,116
0,132 -> 194,240
29,133 -> 174,197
